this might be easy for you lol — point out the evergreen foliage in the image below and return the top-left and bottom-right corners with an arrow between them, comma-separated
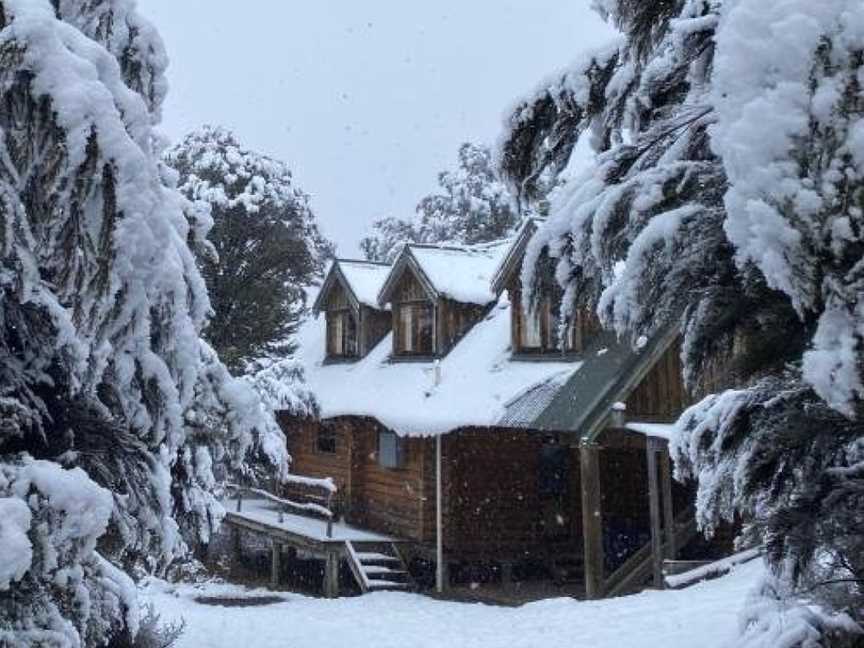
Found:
165,126 -> 334,373
0,1 -> 297,643
361,142 -> 519,262
498,0 -> 864,641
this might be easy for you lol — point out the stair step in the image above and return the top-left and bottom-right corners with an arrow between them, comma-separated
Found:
361,565 -> 402,575
356,552 -> 398,562
367,571 -> 407,581
367,580 -> 408,590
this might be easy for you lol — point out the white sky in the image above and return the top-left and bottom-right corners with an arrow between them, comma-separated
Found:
140,1 -> 615,255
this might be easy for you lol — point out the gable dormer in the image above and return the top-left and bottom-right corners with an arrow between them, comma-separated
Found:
313,260 -> 392,362
378,243 -> 504,359
491,219 -> 599,358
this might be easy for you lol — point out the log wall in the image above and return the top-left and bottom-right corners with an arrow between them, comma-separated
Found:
625,341 -> 692,422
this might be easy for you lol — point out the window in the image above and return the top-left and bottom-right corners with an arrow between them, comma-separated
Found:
538,444 -> 569,497
316,427 -> 337,454
327,310 -> 358,358
378,430 -> 405,469
515,290 -> 597,355
395,302 -> 434,355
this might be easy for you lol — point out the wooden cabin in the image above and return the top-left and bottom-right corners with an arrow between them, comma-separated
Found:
276,234 -> 727,599
312,259 -> 392,361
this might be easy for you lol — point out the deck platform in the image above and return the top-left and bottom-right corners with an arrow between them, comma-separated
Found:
225,497 -> 396,548
222,497 -> 408,597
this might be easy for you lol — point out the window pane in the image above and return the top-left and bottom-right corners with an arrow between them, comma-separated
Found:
344,312 -> 358,356
399,305 -> 413,352
522,304 -> 542,348
416,305 -> 434,353
378,430 -> 400,468
317,428 -> 337,454
333,313 -> 343,354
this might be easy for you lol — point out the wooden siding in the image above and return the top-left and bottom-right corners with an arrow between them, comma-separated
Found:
437,298 -> 486,355
359,305 -> 390,356
282,415 -> 432,542
281,417 -> 667,566
625,340 -> 692,422
323,279 -> 351,310
443,428 -> 582,559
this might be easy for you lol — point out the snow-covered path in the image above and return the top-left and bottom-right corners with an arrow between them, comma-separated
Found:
143,561 -> 761,648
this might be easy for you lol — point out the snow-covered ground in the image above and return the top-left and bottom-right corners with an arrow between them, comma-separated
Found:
143,561 -> 763,648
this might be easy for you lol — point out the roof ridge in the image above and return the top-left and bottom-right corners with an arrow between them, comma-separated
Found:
336,258 -> 392,267
406,242 -> 474,253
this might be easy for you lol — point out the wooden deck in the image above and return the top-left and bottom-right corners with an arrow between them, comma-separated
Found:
226,497 -> 396,548
222,497 -> 410,597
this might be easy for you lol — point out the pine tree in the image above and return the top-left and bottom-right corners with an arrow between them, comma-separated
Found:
361,142 -> 519,261
0,1 -> 294,643
498,0 -> 864,640
165,126 -> 334,373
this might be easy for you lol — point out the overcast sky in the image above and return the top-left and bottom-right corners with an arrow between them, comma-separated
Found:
140,1 -> 615,255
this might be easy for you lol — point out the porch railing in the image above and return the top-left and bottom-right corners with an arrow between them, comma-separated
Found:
225,475 -> 338,538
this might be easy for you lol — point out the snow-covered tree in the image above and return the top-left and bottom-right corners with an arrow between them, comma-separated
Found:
165,126 -> 334,373
498,0 -> 864,640
0,1 -> 292,644
359,215 -> 416,265
361,143 -> 519,261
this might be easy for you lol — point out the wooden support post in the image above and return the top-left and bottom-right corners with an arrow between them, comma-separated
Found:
646,439 -> 664,588
231,526 -> 242,576
500,561 -> 514,585
324,550 -> 339,598
435,434 -> 445,593
659,444 -> 676,560
270,543 -> 281,590
580,441 -> 604,599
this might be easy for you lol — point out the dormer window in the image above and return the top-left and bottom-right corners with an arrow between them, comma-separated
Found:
378,244 -> 503,360
312,260 -> 392,363
513,288 -> 598,356
326,309 -> 358,358
492,220 -> 600,359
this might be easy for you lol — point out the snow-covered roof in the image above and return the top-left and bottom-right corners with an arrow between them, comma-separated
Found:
337,261 -> 392,309
312,259 -> 391,313
625,422 -> 676,441
490,218 -> 544,295
294,296 -> 581,436
379,242 -> 509,306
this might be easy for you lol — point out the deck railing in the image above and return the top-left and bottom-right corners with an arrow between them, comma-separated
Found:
225,475 -> 338,538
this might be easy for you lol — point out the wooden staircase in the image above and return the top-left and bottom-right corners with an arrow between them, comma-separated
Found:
603,509 -> 700,598
345,541 -> 412,593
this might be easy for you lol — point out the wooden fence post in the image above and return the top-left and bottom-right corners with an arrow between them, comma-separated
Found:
580,440 -> 605,599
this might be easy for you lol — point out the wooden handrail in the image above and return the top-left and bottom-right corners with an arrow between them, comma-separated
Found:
225,482 -> 338,538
